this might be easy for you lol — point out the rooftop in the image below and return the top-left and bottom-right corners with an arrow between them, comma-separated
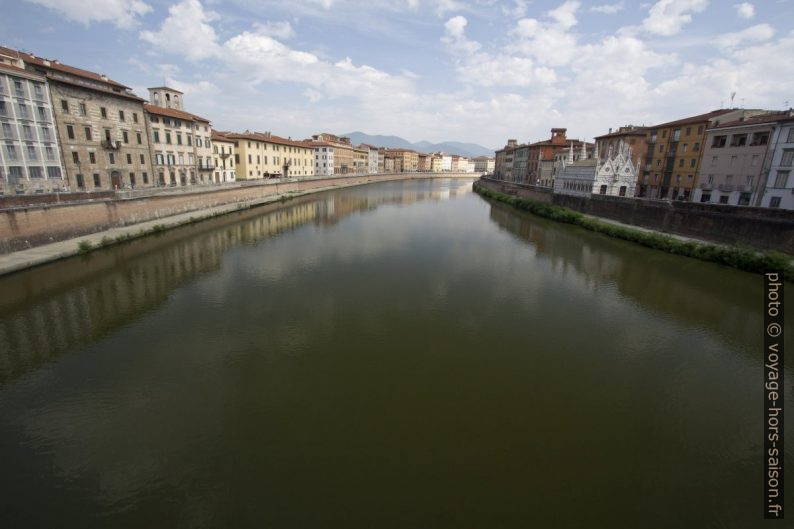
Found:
711,110 -> 794,130
144,103 -> 210,123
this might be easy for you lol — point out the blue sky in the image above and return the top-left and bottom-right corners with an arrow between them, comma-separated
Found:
4,0 -> 794,149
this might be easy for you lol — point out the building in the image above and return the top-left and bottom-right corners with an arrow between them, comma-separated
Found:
494,140 -> 517,180
145,86 -> 213,187
640,109 -> 767,200
357,143 -> 379,174
430,154 -> 443,172
211,130 -> 236,183
313,141 -> 335,176
311,133 -> 354,174
417,152 -> 430,172
441,153 -> 452,172
757,111 -> 794,209
385,148 -> 418,172
553,141 -> 638,198
594,126 -> 648,194
494,130 -> 592,185
472,156 -> 495,173
353,146 -> 368,174
0,51 -> 65,194
4,47 -> 154,191
228,131 -> 315,180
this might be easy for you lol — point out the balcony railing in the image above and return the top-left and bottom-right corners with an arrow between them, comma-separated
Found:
101,139 -> 121,150
198,163 -> 215,171
718,184 -> 735,192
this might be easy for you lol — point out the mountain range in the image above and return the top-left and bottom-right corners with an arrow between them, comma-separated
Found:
341,132 -> 494,158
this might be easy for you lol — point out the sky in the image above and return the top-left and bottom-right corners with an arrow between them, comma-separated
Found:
3,0 -> 794,149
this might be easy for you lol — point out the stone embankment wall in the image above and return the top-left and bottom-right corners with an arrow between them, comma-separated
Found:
478,177 -> 794,254
0,172 -> 476,254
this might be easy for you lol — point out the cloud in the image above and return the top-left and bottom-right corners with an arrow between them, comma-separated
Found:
714,23 -> 775,48
641,0 -> 709,36
591,2 -> 624,14
508,2 -> 581,67
24,0 -> 151,29
252,21 -> 295,40
734,2 -> 755,19
441,15 -> 482,54
140,0 -> 220,61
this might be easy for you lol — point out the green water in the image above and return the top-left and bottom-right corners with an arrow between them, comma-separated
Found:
0,178 -> 790,528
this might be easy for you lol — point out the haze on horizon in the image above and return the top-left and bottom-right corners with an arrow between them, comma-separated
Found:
4,0 -> 794,148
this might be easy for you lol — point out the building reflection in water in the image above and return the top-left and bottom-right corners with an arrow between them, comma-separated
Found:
0,178 -> 473,385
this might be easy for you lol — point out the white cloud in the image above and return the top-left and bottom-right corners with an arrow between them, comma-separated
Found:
641,0 -> 709,36
140,0 -> 220,61
714,23 -> 775,48
591,2 -> 624,14
441,16 -> 481,54
25,0 -> 151,29
734,2 -> 755,19
252,21 -> 295,40
501,0 -> 532,17
508,2 -> 581,67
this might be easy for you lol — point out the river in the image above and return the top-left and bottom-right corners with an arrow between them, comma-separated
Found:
0,178 -> 790,528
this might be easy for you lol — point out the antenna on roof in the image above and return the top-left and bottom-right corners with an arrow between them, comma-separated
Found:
730,92 -> 736,108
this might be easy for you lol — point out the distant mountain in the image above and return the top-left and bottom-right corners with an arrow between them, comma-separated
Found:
342,132 -> 494,157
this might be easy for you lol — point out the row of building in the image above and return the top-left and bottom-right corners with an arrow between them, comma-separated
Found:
0,46 -> 492,195
493,108 -> 794,209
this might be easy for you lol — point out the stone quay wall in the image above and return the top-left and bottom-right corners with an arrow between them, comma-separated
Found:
0,172 -> 477,254
477,177 -> 794,254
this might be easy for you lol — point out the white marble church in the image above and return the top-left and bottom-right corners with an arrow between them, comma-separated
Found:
553,140 -> 640,198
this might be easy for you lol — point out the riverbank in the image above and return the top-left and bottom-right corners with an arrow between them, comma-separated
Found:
473,180 -> 794,281
0,174 -> 476,276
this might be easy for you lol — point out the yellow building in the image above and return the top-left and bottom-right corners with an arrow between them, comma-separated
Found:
225,131 -> 315,180
385,149 -> 418,172
431,155 -> 443,172
353,147 -> 368,174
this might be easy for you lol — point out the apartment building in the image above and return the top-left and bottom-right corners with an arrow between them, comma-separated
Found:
313,141 -> 335,176
353,146 -> 368,174
758,112 -> 794,209
639,109 -> 767,200
211,130 -> 236,183
5,47 -> 154,191
311,133 -> 354,174
430,154 -> 443,172
226,131 -> 314,180
386,148 -> 418,172
145,87 -> 213,187
472,156 -> 495,173
0,53 -> 65,194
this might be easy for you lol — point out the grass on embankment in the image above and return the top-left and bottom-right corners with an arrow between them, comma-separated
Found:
474,181 -> 794,282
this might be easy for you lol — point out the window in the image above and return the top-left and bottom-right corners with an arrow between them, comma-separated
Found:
89,151 -> 96,164
678,159 -> 684,167
126,153 -> 132,164
0,100 -> 6,117
619,186 -> 627,197
119,110 -> 125,121
682,144 -> 688,153
659,144 -> 664,153
774,171 -> 790,188
770,197 -> 781,208
187,134 -> 192,146
140,154 -> 145,164
22,125 -> 33,140
6,143 -> 17,160
122,131 -> 128,144
685,127 -> 691,136
787,128 -> 794,143
108,152 -> 115,164
133,112 -> 138,124
690,159 -> 696,168
129,172 -> 135,186
29,166 -> 43,178
196,137 -> 202,147
17,103 -> 28,119
701,192 -> 711,203
781,149 -> 794,167
67,124 -> 74,139
104,129 -> 111,141
79,103 -> 86,116
153,130 -> 160,143
672,129 -> 681,141
142,171 -> 148,184
739,193 -> 751,206
155,153 -> 164,165
136,132 -> 142,144
730,134 -> 747,147
176,133 -> 182,145
93,173 -> 101,188
100,107 -> 107,118
45,145 -> 54,160
151,116 -> 159,124
662,130 -> 667,138
712,135 -> 727,148
694,142 -> 700,152
84,126 -> 92,141
47,166 -> 61,179
61,99 -> 69,113
719,195 -> 729,204
751,132 -> 769,146
72,152 -> 79,163
76,173 -> 85,188
697,126 -> 704,135
165,132 -> 171,144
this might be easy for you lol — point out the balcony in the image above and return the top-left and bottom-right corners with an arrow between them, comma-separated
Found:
699,183 -> 713,190
718,184 -> 735,192
101,139 -> 121,150
198,163 -> 215,171
736,184 -> 753,193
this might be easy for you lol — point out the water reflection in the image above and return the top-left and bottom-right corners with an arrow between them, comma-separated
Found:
0,178 -> 473,385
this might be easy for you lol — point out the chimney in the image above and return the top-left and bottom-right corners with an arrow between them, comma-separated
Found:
609,127 -> 612,133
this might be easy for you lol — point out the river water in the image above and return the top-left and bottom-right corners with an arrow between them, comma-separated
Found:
0,178 -> 790,528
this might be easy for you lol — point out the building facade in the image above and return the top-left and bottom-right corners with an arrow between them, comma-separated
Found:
226,131 -> 314,180
758,113 -> 794,209
313,142 -> 335,176
211,130 -> 236,183
472,156 -> 495,173
0,54 -> 65,194
311,133 -> 354,174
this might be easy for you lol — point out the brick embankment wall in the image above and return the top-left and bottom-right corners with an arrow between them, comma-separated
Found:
477,177 -> 794,254
0,172 -> 476,254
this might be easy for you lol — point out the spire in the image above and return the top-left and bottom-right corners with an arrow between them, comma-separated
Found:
581,140 -> 587,160
594,141 -> 599,162
567,142 -> 574,163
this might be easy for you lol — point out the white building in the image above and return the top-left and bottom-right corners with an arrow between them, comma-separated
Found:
211,130 -> 236,183
313,142 -> 335,176
368,147 -> 379,174
0,58 -> 65,194
758,114 -> 794,209
554,141 -> 639,198
441,154 -> 452,172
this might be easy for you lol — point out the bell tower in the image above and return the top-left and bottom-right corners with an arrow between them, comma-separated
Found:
148,86 -> 184,110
